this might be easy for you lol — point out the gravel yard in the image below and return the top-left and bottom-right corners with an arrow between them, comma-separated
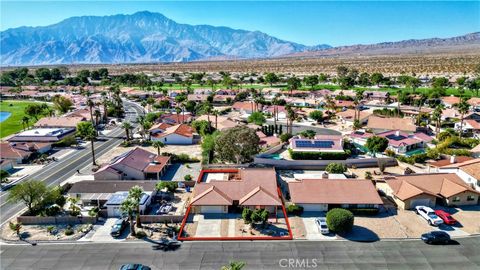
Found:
1,223 -> 90,241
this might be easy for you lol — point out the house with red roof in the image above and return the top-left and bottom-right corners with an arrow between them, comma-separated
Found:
94,147 -> 170,180
190,168 -> 282,214
351,130 -> 433,155
150,124 -> 199,145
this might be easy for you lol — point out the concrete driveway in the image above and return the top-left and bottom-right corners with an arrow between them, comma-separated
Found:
194,214 -> 221,237
301,212 -> 336,240
82,218 -> 127,242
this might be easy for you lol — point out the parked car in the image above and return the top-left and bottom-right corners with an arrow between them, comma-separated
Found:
110,218 -> 128,237
152,237 -> 182,251
415,206 -> 443,226
156,203 -> 173,215
434,210 -> 457,225
421,231 -> 451,244
315,217 -> 329,234
119,264 -> 151,270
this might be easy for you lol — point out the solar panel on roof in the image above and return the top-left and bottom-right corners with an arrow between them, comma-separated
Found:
295,140 -> 334,148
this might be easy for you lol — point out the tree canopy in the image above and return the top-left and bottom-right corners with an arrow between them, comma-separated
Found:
215,126 -> 260,164
365,136 -> 389,154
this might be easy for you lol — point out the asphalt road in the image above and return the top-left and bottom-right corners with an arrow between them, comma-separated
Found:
0,100 -> 144,226
1,237 -> 479,270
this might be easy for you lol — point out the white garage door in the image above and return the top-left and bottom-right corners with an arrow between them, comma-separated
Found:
300,204 -> 328,212
410,198 -> 432,208
201,206 -> 225,213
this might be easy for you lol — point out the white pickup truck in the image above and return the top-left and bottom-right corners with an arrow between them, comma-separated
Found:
415,206 -> 443,226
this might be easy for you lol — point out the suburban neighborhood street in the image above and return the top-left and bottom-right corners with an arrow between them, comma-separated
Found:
0,101 -> 144,226
1,237 -> 479,269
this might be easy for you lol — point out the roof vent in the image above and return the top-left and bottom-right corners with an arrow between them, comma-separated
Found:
450,155 -> 456,164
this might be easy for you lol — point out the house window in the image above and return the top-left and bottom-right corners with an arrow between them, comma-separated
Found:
467,195 -> 476,201
452,197 -> 461,202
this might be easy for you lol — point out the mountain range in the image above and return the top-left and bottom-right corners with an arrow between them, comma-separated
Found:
1,11 -> 478,66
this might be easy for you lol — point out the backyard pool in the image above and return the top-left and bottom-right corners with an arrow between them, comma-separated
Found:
0,112 -> 11,123
262,154 -> 283,160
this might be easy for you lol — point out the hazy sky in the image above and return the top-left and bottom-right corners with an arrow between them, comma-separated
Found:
1,1 -> 479,46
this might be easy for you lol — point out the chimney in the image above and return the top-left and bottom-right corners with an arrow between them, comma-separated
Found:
395,130 -> 400,137
450,155 -> 457,164
322,172 -> 329,179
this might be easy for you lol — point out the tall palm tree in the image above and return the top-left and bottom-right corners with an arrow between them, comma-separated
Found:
101,92 -> 109,123
431,105 -> 444,136
456,98 -> 471,139
212,109 -> 219,130
87,99 -> 97,133
21,116 -> 30,131
142,121 -> 152,140
122,122 -> 133,141
94,109 -> 101,128
152,141 -> 165,156
120,198 -> 136,236
128,186 -> 144,228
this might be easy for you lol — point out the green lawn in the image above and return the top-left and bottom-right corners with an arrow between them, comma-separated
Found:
0,100 -> 49,138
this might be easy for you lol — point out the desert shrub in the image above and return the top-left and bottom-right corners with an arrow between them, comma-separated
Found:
0,170 -> 10,180
385,149 -> 396,157
286,204 -> 304,215
45,205 -> 61,216
135,230 -> 147,238
325,163 -> 347,173
64,228 -> 74,236
156,181 -> 178,193
161,152 -> 200,163
46,225 -> 56,235
279,133 -> 293,143
184,174 -> 193,181
326,208 -> 354,233
88,207 -> 99,217
242,208 -> 253,224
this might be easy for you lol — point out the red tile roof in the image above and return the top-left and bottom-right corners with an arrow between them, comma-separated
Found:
191,168 -> 282,206
289,179 -> 383,205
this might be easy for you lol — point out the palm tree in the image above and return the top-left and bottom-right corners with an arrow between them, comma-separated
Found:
21,116 -> 30,130
431,105 -> 443,136
142,121 -> 152,140
212,109 -> 219,130
120,198 -> 136,236
221,261 -> 246,270
128,186 -> 144,228
94,109 -> 101,128
152,141 -> 165,156
122,122 -> 133,141
86,99 -> 98,135
101,92 -> 109,123
78,122 -> 97,166
456,98 -> 471,139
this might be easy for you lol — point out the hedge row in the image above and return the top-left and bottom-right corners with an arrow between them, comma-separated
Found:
289,149 -> 348,160
348,208 -> 379,216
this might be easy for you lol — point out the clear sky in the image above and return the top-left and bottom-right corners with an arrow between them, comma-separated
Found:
1,1 -> 479,46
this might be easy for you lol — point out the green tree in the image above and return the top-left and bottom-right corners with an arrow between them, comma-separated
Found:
365,136 -> 389,156
35,68 -> 52,82
325,163 -> 347,174
120,198 -> 136,236
8,180 -> 48,214
303,75 -> 319,89
287,76 -> 301,92
201,131 -> 219,164
122,122 -> 133,141
279,133 -> 293,143
192,120 -> 213,136
128,186 -> 144,228
264,72 -> 279,86
309,110 -> 323,123
156,181 -> 178,193
215,126 -> 260,164
24,103 -> 44,121
300,129 -> 316,139
370,73 -> 384,86
455,98 -> 471,139
247,112 -> 266,125
152,141 -> 165,156
326,208 -> 354,233
21,116 -> 30,130
77,122 -> 97,165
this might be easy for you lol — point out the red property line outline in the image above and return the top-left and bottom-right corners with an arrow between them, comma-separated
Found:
178,169 -> 293,241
